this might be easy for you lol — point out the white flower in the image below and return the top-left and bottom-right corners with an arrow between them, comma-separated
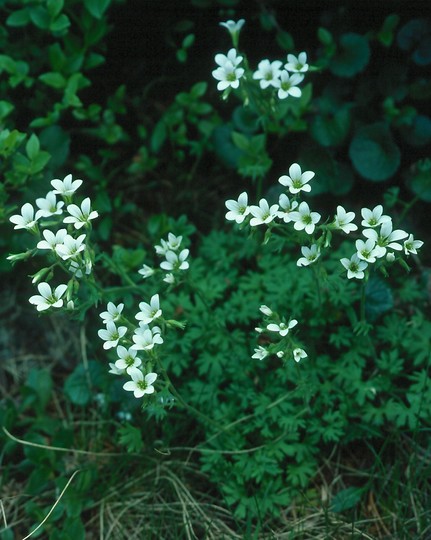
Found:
123,369 -> 158,398
69,259 -> 92,278
276,351 -> 284,358
225,191 -> 250,223
136,294 -> 162,324
98,321 -> 127,350
267,319 -> 298,337
155,239 -> 169,256
360,205 -> 391,228
37,228 -> 68,250
138,264 -> 155,279
274,71 -> 304,99
166,233 -> 183,251
403,234 -> 423,255
355,238 -> 379,263
340,253 -> 368,279
51,174 -> 82,197
253,59 -> 283,89
278,163 -> 314,194
363,221 -> 409,256
160,249 -> 189,271
333,206 -> 358,234
99,302 -> 124,324
114,345 -> 142,374
212,48 -> 244,91
131,324 -> 163,351
35,191 -> 64,219
63,197 -> 98,229
29,282 -> 67,311
219,19 -> 245,33
285,52 -> 309,73
290,201 -> 321,234
386,252 -> 396,262
259,305 -> 273,316
163,273 -> 175,284
249,198 -> 279,226
293,348 -> 307,362
277,194 -> 298,223
252,346 -> 268,361
10,203 -> 38,230
55,234 -> 86,260
297,244 -> 320,267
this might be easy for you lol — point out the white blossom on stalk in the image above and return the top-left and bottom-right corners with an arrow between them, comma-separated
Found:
278,163 -> 314,194
253,59 -> 283,89
333,206 -> 358,234
35,191 -> 64,219
267,319 -> 298,337
360,205 -> 391,228
123,368 -> 158,398
225,191 -> 250,223
293,348 -> 308,362
285,52 -> 309,73
160,249 -> 189,271
69,259 -> 92,278
219,19 -> 245,34
155,239 -> 169,256
403,234 -> 424,255
277,194 -> 298,223
363,221 -> 409,257
98,321 -> 127,350
259,305 -> 273,317
355,239 -> 379,263
340,254 -> 368,279
114,346 -> 142,374
10,203 -> 38,231
297,244 -> 320,267
108,362 -> 125,375
252,346 -> 269,361
37,228 -> 68,250
135,294 -> 162,324
166,233 -> 183,251
290,201 -> 321,234
29,282 -> 67,311
131,324 -> 163,351
249,198 -> 279,226
63,197 -> 98,229
163,273 -> 175,284
138,265 -> 155,279
212,48 -> 244,91
99,302 -> 124,324
274,71 -> 303,99
55,234 -> 86,260
51,174 -> 82,197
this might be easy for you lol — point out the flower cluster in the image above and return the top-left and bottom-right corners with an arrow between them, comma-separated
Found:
8,174 -> 98,311
98,295 -> 163,398
213,19 -> 308,100
138,232 -> 190,284
225,164 -> 423,280
252,305 -> 307,363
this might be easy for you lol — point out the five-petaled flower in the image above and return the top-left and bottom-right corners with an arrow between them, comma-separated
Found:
340,254 -> 368,279
29,282 -> 68,311
253,59 -> 283,89
35,191 -> 64,219
277,194 -> 298,223
249,198 -> 279,226
285,52 -> 309,73
51,174 -> 82,197
10,203 -> 39,231
293,348 -> 308,362
99,302 -> 124,324
267,319 -> 298,336
225,191 -> 250,223
212,48 -> 245,91
160,249 -> 189,271
37,228 -> 68,251
98,321 -> 127,350
115,346 -> 142,374
63,197 -> 99,229
403,234 -> 424,255
252,346 -> 269,361
123,368 -> 158,398
333,206 -> 358,234
274,71 -> 303,99
55,233 -> 86,260
131,324 -> 163,351
278,163 -> 314,194
355,239 -> 379,263
361,205 -> 391,228
363,221 -> 409,258
297,244 -> 321,267
290,201 -> 321,235
136,294 -> 162,324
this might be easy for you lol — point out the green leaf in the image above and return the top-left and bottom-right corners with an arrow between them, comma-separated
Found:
0,100 -> 14,119
30,151 -> 51,174
232,106 -> 259,134
212,125 -> 243,169
318,27 -> 333,46
6,9 -> 31,27
311,106 -> 351,147
50,14 -> 70,34
377,13 -> 400,47
397,18 -> 431,65
405,159 -> 431,202
190,81 -> 207,98
331,487 -> 363,512
64,361 -> 105,406
349,123 -> 400,181
118,423 -> 144,453
29,6 -> 50,29
176,49 -> 187,63
85,0 -> 111,19
400,115 -> 431,147
330,33 -> 370,77
276,30 -> 294,51
25,368 -> 52,410
150,120 -> 167,153
47,0 -> 64,19
365,277 -> 393,322
26,134 -> 40,160
39,72 -> 66,89
182,33 -> 195,49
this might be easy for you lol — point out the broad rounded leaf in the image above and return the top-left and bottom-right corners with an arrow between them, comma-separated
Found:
330,33 -> 370,77
405,163 -> 431,202
365,277 -> 393,322
232,106 -> 259,134
349,123 -> 400,181
212,125 -> 243,168
400,115 -> 431,146
311,107 -> 351,147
